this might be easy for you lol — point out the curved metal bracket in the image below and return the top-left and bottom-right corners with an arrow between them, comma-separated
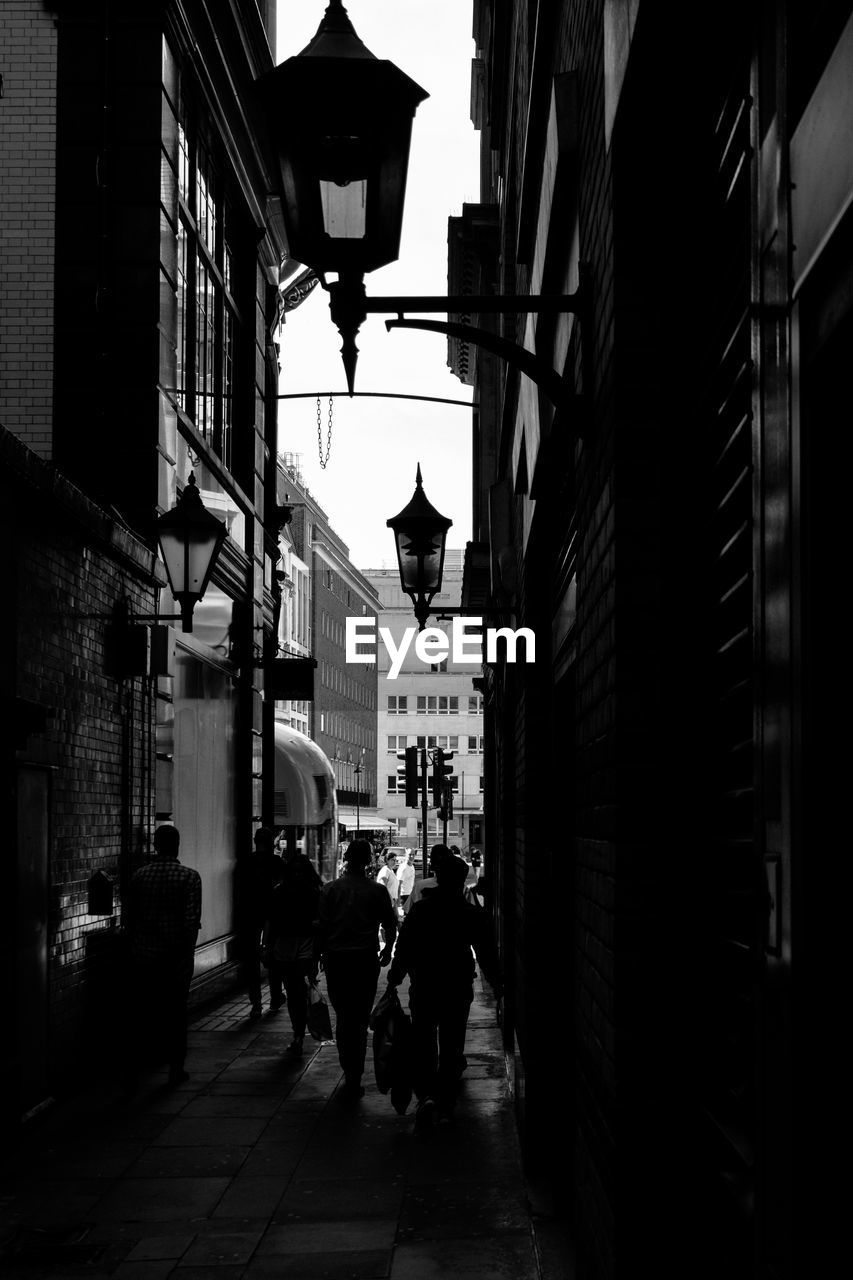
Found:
384,317 -> 586,436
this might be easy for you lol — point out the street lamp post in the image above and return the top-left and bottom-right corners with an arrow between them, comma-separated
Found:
256,0 -> 428,392
258,1 -> 589,425
354,759 -> 362,834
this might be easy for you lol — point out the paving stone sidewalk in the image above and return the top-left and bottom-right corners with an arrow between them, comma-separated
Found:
0,977 -> 567,1279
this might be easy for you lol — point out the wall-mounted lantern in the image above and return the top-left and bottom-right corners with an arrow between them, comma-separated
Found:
155,473 -> 227,633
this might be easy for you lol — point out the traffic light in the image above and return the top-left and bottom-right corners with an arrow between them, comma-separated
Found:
396,746 -> 419,807
431,748 -> 454,807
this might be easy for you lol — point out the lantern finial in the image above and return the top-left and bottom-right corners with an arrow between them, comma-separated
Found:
299,0 -> 374,59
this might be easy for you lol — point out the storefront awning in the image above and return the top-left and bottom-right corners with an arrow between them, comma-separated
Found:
273,722 -> 338,829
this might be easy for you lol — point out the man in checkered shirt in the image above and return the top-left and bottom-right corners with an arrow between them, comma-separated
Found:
126,825 -> 202,1085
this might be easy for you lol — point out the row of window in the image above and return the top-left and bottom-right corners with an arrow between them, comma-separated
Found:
320,659 -> 375,709
387,735 -> 484,753
332,759 -> 373,792
321,609 -> 349,647
323,566 -> 370,612
387,775 -> 484,795
319,711 -> 375,751
387,695 -> 483,715
386,818 -> 464,838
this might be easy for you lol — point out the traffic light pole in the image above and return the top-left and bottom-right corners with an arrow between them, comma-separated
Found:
420,749 -> 429,877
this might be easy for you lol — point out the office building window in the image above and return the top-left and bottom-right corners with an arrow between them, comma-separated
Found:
388,735 -> 406,752
416,696 -> 460,715
419,819 -> 461,837
467,735 -> 484,752
388,696 -> 408,714
469,695 -> 483,714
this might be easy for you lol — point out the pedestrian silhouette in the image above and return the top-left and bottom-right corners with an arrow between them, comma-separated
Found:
125,824 -> 201,1086
375,849 -> 401,907
403,843 -> 452,914
264,839 -> 322,1054
318,838 -> 398,1100
387,852 -> 502,1129
397,849 -> 416,909
234,827 -> 281,1017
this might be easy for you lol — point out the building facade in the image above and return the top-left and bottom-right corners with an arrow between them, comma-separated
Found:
455,1 -> 845,1276
364,560 -> 485,858
278,457 -> 381,837
2,0 -> 287,1119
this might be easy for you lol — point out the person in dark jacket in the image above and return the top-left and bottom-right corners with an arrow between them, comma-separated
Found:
126,824 -> 202,1085
387,853 -> 502,1129
318,838 -> 398,1100
234,827 -> 281,1017
264,842 -> 322,1054
403,843 -> 452,915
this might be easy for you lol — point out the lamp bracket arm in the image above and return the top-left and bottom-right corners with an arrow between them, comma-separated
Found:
69,611 -> 184,624
385,317 -> 585,433
365,291 -> 584,315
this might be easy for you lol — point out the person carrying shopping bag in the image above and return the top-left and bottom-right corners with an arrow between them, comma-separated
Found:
318,839 -> 398,1101
386,853 -> 502,1130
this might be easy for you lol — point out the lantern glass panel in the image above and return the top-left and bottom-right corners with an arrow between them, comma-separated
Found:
185,527 -> 223,595
158,528 -> 189,599
158,525 -> 223,600
320,179 -> 367,239
395,531 -> 443,596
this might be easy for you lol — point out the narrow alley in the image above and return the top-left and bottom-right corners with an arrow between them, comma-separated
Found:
0,977 -> 569,1280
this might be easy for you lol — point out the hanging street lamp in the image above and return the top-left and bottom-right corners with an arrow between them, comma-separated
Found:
257,1 -> 589,432
387,465 -> 452,631
256,0 -> 428,391
155,473 -> 228,633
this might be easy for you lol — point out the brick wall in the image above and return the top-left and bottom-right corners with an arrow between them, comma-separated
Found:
6,430 -> 160,1084
0,1 -> 58,456
557,2 -> 620,1272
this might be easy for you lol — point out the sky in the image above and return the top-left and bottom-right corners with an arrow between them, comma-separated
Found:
275,0 -> 480,570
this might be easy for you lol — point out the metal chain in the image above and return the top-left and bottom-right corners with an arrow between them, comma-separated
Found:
316,394 -> 333,469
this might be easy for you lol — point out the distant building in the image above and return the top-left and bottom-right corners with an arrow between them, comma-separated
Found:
276,457 -> 381,837
363,557 -> 484,857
